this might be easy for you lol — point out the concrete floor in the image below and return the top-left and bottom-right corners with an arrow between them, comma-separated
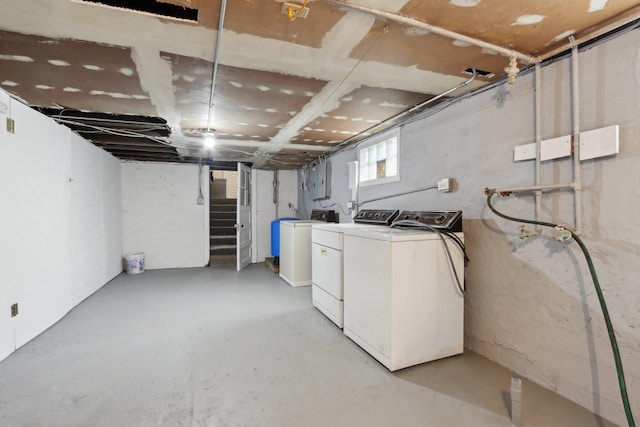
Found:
0,257 -> 617,427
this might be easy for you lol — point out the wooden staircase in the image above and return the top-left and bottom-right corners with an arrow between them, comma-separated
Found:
210,198 -> 236,256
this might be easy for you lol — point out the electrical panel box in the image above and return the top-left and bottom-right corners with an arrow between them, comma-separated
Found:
310,159 -> 331,200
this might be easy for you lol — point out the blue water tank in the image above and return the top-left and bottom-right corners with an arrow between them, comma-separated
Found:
271,217 -> 298,257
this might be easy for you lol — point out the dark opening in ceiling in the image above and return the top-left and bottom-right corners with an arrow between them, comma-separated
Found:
81,0 -> 199,21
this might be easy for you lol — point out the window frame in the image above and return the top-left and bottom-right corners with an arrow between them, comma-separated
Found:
357,129 -> 400,187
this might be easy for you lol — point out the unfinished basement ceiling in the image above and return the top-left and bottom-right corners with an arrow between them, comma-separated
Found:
1,0 -> 639,169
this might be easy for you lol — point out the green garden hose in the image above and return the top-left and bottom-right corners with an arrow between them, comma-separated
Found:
486,190 -> 635,427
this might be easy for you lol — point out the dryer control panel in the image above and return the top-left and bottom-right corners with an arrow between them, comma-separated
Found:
392,210 -> 462,232
353,209 -> 399,225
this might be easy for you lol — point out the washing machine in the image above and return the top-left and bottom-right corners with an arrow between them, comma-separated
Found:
279,209 -> 338,287
310,209 -> 399,328
342,211 -> 465,371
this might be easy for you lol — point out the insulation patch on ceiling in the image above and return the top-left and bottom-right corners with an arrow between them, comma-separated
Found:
449,0 -> 481,7
0,55 -> 34,62
589,0 -> 608,12
512,15 -> 545,26
405,27 -> 430,36
48,60 -> 71,66
453,40 -> 472,47
553,30 -> 575,42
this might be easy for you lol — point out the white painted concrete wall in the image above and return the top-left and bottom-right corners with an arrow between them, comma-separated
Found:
252,169 -> 298,263
121,162 -> 209,270
300,30 -> 640,425
0,90 -> 122,362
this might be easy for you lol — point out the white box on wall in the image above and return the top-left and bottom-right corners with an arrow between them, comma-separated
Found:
513,143 -> 536,162
580,125 -> 619,161
540,135 -> 572,161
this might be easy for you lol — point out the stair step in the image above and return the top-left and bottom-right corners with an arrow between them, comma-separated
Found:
211,212 -> 235,220
210,241 -> 237,256
210,219 -> 235,227
210,198 -> 237,205
210,236 -> 235,245
210,247 -> 236,256
210,204 -> 235,212
211,227 -> 236,235
210,243 -> 237,249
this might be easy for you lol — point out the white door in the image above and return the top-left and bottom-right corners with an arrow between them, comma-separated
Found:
236,163 -> 252,271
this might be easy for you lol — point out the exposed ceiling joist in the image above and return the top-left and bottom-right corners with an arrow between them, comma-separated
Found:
1,0 -> 638,169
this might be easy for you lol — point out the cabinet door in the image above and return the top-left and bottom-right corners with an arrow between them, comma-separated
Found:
311,243 -> 342,298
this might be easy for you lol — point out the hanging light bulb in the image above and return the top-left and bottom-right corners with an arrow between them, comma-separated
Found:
203,129 -> 215,148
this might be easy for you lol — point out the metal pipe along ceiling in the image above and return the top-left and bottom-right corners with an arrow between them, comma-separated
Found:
325,0 -> 640,65
329,69 -> 477,153
207,0 -> 228,132
324,0 -> 537,64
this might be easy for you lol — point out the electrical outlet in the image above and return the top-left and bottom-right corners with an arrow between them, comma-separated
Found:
6,118 -> 15,134
197,196 -> 204,205
438,178 -> 452,192
347,201 -> 354,210
10,303 -> 18,317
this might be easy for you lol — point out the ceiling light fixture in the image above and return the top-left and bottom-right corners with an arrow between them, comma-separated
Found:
202,129 -> 216,148
202,136 -> 216,148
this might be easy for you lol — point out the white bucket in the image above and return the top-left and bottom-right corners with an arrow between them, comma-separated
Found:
124,253 -> 145,274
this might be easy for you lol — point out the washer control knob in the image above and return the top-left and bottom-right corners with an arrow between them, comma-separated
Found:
435,214 -> 447,224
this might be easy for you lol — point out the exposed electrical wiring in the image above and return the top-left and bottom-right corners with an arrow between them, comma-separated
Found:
329,69 -> 477,154
301,24 -> 388,133
51,117 -> 173,146
357,184 -> 438,207
319,200 -> 351,215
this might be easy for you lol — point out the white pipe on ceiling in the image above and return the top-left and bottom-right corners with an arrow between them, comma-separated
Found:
329,69 -> 477,153
538,6 -> 640,61
324,0 -> 537,64
207,0 -> 228,132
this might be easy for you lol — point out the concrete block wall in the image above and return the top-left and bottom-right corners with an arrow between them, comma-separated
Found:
0,90 -> 123,362
121,162 -> 210,270
300,29 -> 640,425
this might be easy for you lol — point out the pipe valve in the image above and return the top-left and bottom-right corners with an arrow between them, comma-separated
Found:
553,226 -> 573,242
484,187 -> 512,197
519,226 -> 541,240
504,56 -> 520,85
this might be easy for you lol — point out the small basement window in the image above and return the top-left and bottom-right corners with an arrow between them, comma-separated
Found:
358,130 -> 399,186
80,0 -> 199,22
